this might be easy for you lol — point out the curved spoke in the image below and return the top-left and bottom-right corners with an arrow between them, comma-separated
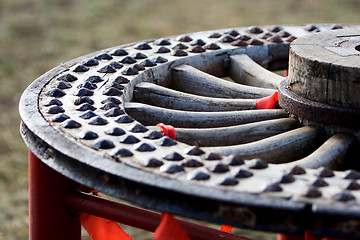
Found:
283,133 -> 356,169
175,118 -> 300,146
171,64 -> 275,99
133,82 -> 256,111
124,102 -> 288,128
203,126 -> 324,163
229,54 -> 283,89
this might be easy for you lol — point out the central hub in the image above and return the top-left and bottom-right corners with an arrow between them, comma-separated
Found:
279,28 -> 360,128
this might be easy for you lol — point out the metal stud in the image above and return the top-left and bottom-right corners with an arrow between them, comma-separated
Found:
226,30 -> 240,37
190,39 -> 206,46
249,39 -> 264,45
98,65 -> 117,73
187,170 -> 210,181
80,110 -> 97,119
45,88 -> 66,98
160,164 -> 183,174
280,174 -> 295,184
231,40 -> 248,47
87,75 -> 104,83
121,67 -> 139,75
189,45 -> 205,53
172,50 -> 188,57
219,34 -> 236,43
248,26 -> 264,34
238,35 -> 251,41
101,97 -> 122,105
332,191 -> 356,202
259,32 -> 273,39
50,113 -> 70,122
220,177 -> 239,186
303,187 -> 322,198
119,135 -> 140,144
134,142 -> 156,152
109,61 -> 123,69
96,53 -> 113,60
73,64 -> 89,72
182,159 -> 204,168
121,56 -> 137,64
76,103 -> 96,111
108,82 -> 124,90
204,43 -> 221,50
163,152 -> 184,161
105,127 -> 126,136
186,146 -> 205,156
112,49 -> 128,56
269,25 -> 283,33
135,42 -> 152,50
246,158 -> 268,169
93,139 -> 115,150
142,158 -> 163,167
58,73 -> 78,82
172,43 -> 188,50
207,163 -> 229,173
312,178 -> 329,187
155,38 -> 171,46
104,108 -> 124,117
346,181 -> 360,191
113,148 -> 134,158
100,102 -> 118,110
263,183 -> 283,192
290,166 -> 306,175
223,155 -> 244,166
209,32 -> 222,38
156,47 -> 171,53
278,30 -> 291,38
84,59 -> 99,66
129,123 -> 148,133
88,116 -> 109,126
43,99 -> 63,106
114,76 -> 130,84
75,88 -> 94,97
268,35 -> 283,43
176,35 -> 193,42
115,115 -> 134,123
61,119 -> 82,129
140,59 -> 157,67
206,153 -> 222,160
153,56 -> 168,63
235,169 -> 253,178
156,137 -> 177,146
78,131 -> 99,140
78,81 -> 97,90
132,52 -> 147,59
46,106 -> 65,114
133,64 -> 145,71
143,130 -> 163,140
54,81 -> 72,89
316,167 -> 334,178
102,87 -> 123,96
344,170 -> 360,180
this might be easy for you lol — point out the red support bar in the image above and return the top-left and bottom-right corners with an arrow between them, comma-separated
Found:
29,151 -> 81,240
277,233 -> 305,240
67,192 -> 253,240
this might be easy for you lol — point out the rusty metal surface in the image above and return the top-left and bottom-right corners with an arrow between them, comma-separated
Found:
19,24 -> 360,238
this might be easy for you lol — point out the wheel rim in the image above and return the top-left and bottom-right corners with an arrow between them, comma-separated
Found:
20,24 -> 360,237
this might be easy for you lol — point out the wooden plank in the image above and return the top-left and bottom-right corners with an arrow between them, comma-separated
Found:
175,118 -> 300,146
203,126 -> 324,163
124,102 -> 288,128
171,64 -> 275,99
229,54 -> 283,89
283,133 -> 356,169
133,82 -> 256,111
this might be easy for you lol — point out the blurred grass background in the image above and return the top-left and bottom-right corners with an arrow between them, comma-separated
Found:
0,0 -> 359,239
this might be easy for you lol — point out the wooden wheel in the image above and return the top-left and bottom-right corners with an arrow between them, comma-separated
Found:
20,24 -> 360,238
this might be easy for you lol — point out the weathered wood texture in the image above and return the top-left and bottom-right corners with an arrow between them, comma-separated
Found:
229,54 -> 283,89
124,102 -> 288,128
133,82 -> 256,111
203,126 -> 324,163
284,133 -> 355,170
171,64 -> 275,99
175,118 -> 300,147
288,28 -> 360,108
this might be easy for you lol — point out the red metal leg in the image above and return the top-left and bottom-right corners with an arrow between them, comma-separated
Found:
277,233 -> 305,240
29,150 -> 81,240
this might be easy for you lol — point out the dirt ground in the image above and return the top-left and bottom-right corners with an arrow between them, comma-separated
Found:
0,0 -> 359,239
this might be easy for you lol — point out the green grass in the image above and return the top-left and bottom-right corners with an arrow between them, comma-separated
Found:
0,0 -> 359,239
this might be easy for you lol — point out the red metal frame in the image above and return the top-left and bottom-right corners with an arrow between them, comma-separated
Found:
28,151 -> 346,240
